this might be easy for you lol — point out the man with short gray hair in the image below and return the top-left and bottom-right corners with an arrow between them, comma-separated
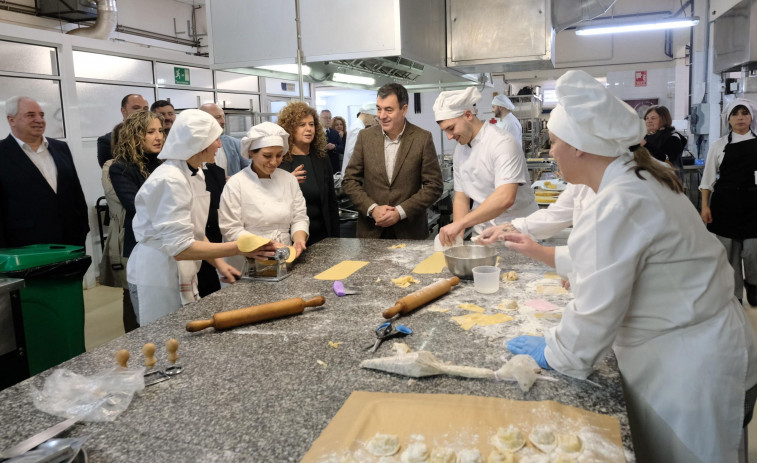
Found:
0,96 -> 89,247
198,102 -> 249,177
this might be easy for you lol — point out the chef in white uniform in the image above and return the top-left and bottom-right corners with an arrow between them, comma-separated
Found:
492,94 -> 522,145
478,183 -> 595,241
434,87 -> 537,246
501,70 -> 757,462
219,122 -> 309,256
340,102 -> 378,174
128,110 -> 274,325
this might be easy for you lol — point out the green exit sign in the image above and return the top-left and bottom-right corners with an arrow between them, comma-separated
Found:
174,67 -> 190,85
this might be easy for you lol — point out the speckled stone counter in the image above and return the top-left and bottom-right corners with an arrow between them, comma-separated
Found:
0,238 -> 634,462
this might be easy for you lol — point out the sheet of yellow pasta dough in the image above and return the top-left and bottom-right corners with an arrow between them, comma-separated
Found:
458,303 -> 485,313
451,313 -> 513,330
314,260 -> 370,280
237,233 -> 270,252
412,251 -> 447,274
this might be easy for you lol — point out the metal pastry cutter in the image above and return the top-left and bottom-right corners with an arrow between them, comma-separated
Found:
242,247 -> 291,282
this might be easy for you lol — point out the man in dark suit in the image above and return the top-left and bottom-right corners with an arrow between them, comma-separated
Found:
343,84 -> 443,239
0,96 -> 89,248
320,109 -> 344,173
97,93 -> 149,167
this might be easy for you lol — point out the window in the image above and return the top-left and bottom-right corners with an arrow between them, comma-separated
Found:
0,41 -> 58,76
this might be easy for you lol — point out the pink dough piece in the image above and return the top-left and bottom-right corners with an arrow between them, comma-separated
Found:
526,299 -> 560,312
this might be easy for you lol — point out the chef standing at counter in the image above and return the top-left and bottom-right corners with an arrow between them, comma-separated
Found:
128,110 -> 275,325
435,87 -> 537,246
492,94 -> 522,145
486,70 -> 757,462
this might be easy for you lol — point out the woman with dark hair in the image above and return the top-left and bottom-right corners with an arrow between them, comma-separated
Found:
277,102 -> 339,245
105,109 -> 164,332
700,98 -> 757,305
483,71 -> 756,462
642,105 -> 686,178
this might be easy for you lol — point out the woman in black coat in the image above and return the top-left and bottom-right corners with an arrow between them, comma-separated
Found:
642,105 -> 686,180
277,102 -> 340,245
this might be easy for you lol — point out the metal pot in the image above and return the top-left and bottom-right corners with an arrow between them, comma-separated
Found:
443,245 -> 498,280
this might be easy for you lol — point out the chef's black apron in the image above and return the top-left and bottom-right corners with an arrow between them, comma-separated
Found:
708,136 -> 757,240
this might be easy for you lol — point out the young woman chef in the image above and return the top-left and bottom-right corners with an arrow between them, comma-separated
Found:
491,70 -> 757,463
127,110 -> 275,325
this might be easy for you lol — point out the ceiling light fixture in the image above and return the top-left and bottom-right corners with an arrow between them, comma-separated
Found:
257,64 -> 311,75
332,73 -> 376,86
575,16 -> 699,36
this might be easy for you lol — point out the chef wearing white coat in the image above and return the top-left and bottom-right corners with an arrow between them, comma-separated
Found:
219,122 -> 309,256
501,70 -> 757,462
435,87 -> 537,246
127,110 -> 274,325
340,102 -> 378,174
492,94 -> 522,145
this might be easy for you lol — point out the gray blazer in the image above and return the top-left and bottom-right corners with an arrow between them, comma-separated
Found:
342,121 -> 442,239
221,134 -> 250,176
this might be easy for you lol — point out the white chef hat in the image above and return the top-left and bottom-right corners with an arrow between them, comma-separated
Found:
433,86 -> 481,122
358,101 -> 377,116
547,70 -> 645,158
159,109 -> 223,161
240,121 -> 290,159
492,94 -> 515,111
723,98 -> 757,133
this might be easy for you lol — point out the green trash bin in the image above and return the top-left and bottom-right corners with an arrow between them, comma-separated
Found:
0,244 -> 92,376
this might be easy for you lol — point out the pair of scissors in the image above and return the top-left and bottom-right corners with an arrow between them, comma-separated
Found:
367,322 -> 412,352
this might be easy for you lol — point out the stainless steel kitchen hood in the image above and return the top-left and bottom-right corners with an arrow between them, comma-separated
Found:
713,0 -> 757,73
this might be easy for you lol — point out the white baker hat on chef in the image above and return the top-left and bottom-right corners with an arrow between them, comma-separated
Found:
723,98 -> 757,133
547,70 -> 645,158
358,101 -> 377,116
492,94 -> 515,111
159,109 -> 223,161
240,121 -> 290,159
433,86 -> 481,121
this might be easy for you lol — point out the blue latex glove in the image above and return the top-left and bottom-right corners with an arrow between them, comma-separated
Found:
506,335 -> 552,370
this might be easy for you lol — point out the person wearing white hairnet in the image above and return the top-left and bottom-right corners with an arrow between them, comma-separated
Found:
492,94 -> 522,145
434,87 -> 537,246
218,122 -> 309,256
127,110 -> 276,326
341,101 -> 378,174
496,70 -> 757,462
699,98 -> 757,306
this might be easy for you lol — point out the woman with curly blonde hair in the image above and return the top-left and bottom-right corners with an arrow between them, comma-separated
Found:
104,109 -> 164,331
277,102 -> 339,244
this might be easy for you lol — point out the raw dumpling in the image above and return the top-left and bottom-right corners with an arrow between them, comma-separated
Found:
498,299 -> 519,311
556,434 -> 582,454
502,271 -> 518,281
429,447 -> 456,463
528,426 -> 556,454
366,433 -> 401,456
457,448 -> 483,463
401,442 -> 429,462
490,426 -> 526,452
487,448 -> 516,463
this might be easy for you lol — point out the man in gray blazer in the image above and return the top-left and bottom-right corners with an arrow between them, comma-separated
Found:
199,103 -> 250,177
343,83 -> 443,239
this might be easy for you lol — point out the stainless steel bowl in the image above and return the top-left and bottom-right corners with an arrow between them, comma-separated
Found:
443,245 -> 498,280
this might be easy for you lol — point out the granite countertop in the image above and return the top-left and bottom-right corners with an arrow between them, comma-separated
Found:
0,238 -> 634,462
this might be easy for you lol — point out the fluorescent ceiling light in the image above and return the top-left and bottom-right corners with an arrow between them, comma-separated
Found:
575,17 -> 699,36
332,73 -> 375,86
257,64 -> 311,75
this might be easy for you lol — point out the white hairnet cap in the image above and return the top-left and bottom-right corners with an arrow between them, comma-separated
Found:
547,70 -> 645,157
358,101 -> 377,116
158,109 -> 223,161
433,86 -> 481,121
492,94 -> 515,111
240,121 -> 290,159
723,98 -> 757,133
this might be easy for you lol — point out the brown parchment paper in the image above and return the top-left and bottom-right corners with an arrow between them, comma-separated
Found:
301,391 -> 625,462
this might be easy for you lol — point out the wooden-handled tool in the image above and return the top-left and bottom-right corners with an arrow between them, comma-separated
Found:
186,296 -> 326,332
382,276 -> 460,319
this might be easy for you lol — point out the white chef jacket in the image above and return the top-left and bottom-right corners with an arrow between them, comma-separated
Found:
214,145 -> 228,174
218,167 -> 309,245
510,184 -> 595,240
453,123 -> 537,234
699,131 -> 756,190
341,119 -> 365,173
127,159 -> 209,325
548,154 -> 757,462
495,113 -> 523,146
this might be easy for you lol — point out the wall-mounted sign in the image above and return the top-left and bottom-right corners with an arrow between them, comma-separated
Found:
174,67 -> 190,85
634,70 -> 647,87
280,82 -> 295,92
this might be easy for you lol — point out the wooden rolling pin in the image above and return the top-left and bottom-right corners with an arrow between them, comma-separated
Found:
382,276 -> 460,319
186,296 -> 326,332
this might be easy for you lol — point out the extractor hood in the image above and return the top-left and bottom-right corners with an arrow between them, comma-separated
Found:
713,0 -> 757,73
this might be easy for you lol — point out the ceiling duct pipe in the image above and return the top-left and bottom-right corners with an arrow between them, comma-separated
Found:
66,0 -> 117,40
551,0 -> 617,32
